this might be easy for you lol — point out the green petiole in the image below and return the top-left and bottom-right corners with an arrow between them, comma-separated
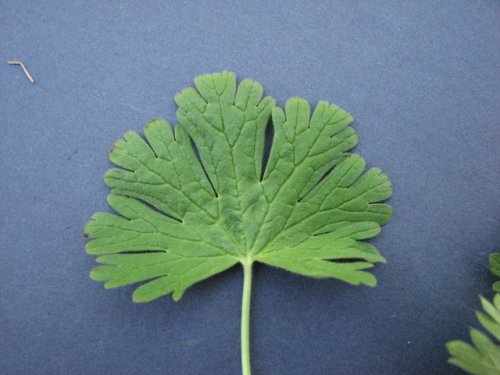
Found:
241,260 -> 253,375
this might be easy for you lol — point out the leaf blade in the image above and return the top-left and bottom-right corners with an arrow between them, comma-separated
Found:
85,72 -> 392,301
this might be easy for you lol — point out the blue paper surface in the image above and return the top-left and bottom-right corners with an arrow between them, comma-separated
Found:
1,1 -> 499,374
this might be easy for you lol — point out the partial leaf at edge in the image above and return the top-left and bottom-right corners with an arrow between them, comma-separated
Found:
481,296 -> 500,326
447,340 -> 500,375
490,253 -> 500,277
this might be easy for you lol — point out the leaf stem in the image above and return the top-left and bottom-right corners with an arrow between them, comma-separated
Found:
241,260 -> 253,375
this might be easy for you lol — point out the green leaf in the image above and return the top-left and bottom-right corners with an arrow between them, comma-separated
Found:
490,253 -> 500,292
85,72 -> 393,374
447,339 -> 500,375
490,254 -> 500,277
85,71 -> 392,301
447,294 -> 500,375
493,282 -> 500,294
477,295 -> 500,341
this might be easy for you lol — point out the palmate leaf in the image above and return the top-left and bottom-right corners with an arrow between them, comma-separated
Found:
85,71 -> 392,374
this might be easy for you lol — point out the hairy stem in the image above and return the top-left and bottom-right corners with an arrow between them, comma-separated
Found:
241,260 -> 253,375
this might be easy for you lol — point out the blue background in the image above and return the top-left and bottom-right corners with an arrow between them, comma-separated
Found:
1,1 -> 499,374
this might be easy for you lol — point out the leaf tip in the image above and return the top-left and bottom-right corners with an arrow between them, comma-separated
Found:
172,290 -> 184,302
132,295 -> 143,303
362,273 -> 378,287
89,269 -> 98,281
84,243 -> 93,254
132,291 -> 147,303
145,118 -> 167,129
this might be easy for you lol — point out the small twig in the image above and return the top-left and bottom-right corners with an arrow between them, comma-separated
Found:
7,60 -> 36,84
